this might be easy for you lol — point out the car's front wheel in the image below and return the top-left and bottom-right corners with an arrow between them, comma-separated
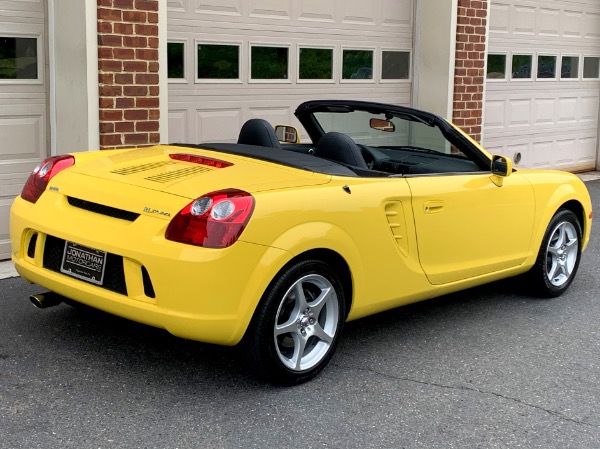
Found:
528,209 -> 582,297
243,259 -> 346,385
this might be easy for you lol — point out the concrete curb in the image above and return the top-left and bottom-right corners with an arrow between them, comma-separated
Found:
0,260 -> 18,280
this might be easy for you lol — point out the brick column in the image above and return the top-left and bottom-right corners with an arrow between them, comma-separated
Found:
97,0 -> 160,148
452,0 -> 489,143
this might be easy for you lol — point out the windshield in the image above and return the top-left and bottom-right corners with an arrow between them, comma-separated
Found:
314,110 -> 467,158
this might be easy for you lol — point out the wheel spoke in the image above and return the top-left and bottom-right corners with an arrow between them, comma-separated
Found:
312,324 -> 333,345
293,282 -> 309,312
547,258 -> 560,281
275,319 -> 299,337
291,333 -> 307,371
308,286 -> 333,316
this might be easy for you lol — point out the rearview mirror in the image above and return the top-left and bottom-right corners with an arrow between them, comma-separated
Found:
274,125 -> 300,144
369,118 -> 395,132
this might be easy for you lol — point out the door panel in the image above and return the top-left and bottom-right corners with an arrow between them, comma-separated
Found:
407,173 -> 535,284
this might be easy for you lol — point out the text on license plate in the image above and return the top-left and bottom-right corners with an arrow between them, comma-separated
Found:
60,241 -> 107,285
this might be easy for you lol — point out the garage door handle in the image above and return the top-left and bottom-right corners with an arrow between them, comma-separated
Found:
424,201 -> 444,214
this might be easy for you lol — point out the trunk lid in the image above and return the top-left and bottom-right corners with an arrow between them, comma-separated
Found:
68,145 -> 331,199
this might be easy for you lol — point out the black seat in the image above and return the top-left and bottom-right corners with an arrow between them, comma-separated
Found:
237,119 -> 281,149
314,132 -> 368,169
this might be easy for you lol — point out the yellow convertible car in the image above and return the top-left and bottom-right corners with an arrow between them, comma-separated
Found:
10,100 -> 593,385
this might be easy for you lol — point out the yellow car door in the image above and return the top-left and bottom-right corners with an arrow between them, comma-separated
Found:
406,172 -> 536,285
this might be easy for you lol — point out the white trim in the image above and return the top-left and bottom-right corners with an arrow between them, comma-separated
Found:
485,52 -> 508,82
0,34 -> 44,85
159,2 -> 168,144
380,49 -> 412,82
85,0 -> 99,150
166,39 -> 187,83
196,40 -> 243,83
48,0 -> 56,155
480,2 -> 491,143
535,54 -> 558,81
249,42 -> 291,83
412,0 -> 421,108
296,45 -> 334,83
559,55 -> 581,81
446,0 -> 458,121
510,53 -> 534,81
340,47 -> 375,83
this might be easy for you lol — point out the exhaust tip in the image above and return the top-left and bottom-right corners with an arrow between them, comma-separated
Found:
29,292 -> 62,309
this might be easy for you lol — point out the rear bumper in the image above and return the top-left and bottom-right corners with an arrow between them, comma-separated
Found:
10,195 -> 290,345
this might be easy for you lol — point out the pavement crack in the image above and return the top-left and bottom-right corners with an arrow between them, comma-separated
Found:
333,362 -> 600,428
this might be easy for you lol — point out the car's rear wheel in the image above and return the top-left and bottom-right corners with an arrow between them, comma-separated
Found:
243,259 -> 346,385
528,209 -> 582,297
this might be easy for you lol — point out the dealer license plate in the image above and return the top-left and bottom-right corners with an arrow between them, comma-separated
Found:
60,241 -> 107,285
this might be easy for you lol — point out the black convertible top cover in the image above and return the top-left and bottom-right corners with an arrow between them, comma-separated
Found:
171,142 -> 358,177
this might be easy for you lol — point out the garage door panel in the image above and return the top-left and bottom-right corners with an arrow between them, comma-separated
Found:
485,0 -> 600,171
197,109 -> 242,143
169,0 -> 414,144
0,0 -> 47,260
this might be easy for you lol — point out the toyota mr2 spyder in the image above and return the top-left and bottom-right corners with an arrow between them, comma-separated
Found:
10,100 -> 593,384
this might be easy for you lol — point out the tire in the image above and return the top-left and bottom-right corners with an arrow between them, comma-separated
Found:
243,259 -> 346,385
528,209 -> 582,298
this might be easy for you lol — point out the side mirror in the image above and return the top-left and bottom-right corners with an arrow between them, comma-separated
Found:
490,154 -> 513,186
274,125 -> 300,144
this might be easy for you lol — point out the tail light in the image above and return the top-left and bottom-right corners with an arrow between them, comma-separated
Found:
21,155 -> 75,204
165,189 -> 255,248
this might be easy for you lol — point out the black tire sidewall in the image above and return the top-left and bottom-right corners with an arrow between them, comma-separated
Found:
243,258 -> 346,385
531,209 -> 582,297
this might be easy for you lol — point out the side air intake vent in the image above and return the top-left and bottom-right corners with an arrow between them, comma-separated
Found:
67,197 -> 140,222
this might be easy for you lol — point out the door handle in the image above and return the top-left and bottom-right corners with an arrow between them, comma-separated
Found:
424,200 -> 444,214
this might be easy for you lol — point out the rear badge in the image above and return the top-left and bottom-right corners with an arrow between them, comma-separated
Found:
143,207 -> 171,217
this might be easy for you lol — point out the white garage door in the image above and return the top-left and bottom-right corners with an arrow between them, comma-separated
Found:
483,0 -> 600,171
0,0 -> 48,260
167,0 -> 414,144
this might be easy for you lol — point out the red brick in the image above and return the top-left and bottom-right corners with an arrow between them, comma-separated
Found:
148,37 -> 159,49
99,97 -> 114,108
100,134 -> 123,147
98,47 -> 113,59
149,109 -> 160,120
98,34 -> 122,47
147,12 -> 158,23
124,36 -> 147,48
135,73 -> 158,84
149,133 -> 160,143
98,21 -> 112,33
115,121 -> 136,132
100,109 -> 123,121
148,62 -> 159,73
124,133 -> 150,145
123,61 -> 148,72
123,85 -> 148,96
99,85 -> 123,97
99,122 -> 115,133
135,24 -> 158,37
99,73 -> 114,84
122,11 -> 147,23
116,97 -> 135,108
114,23 -> 134,35
98,0 -> 112,6
99,60 -> 123,72
149,86 -> 159,96
136,120 -> 159,132
136,97 -> 159,108
124,109 -> 148,120
114,0 -> 134,8
98,8 -> 121,21
135,0 -> 158,11
113,48 -> 135,59
115,73 -> 134,84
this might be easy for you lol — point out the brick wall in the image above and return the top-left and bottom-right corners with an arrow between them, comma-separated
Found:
452,0 -> 488,143
97,0 -> 160,148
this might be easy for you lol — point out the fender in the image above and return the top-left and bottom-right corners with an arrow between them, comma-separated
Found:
522,172 -> 592,267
